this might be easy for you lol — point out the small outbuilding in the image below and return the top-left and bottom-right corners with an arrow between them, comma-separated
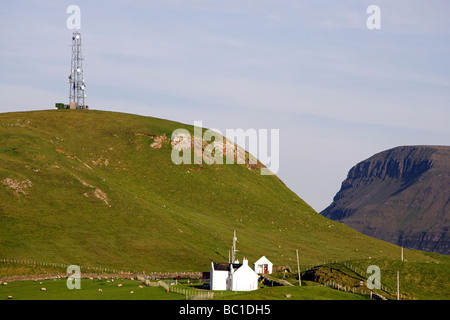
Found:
253,256 -> 273,275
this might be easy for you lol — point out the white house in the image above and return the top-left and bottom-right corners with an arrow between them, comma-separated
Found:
210,258 -> 259,291
253,256 -> 273,275
210,262 -> 234,291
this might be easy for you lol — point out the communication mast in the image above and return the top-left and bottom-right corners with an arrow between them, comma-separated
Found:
68,31 -> 87,109
231,230 -> 239,263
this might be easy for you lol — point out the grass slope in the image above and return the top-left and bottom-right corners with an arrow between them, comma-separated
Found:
0,278 -> 180,300
0,110 -> 448,299
212,285 -> 368,300
0,277 -> 366,300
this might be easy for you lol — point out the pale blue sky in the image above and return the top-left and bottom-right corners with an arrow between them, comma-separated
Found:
1,1 -> 449,211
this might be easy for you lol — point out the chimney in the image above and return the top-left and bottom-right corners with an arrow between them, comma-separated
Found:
243,258 -> 248,266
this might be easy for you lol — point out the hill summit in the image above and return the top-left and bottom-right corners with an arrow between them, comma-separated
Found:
321,145 -> 450,255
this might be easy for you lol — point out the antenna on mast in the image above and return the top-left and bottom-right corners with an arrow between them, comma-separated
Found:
231,230 -> 239,263
68,31 -> 87,109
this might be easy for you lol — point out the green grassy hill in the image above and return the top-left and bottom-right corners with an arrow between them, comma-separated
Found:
0,110 -> 448,299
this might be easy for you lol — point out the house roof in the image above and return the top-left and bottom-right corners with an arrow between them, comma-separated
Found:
253,256 -> 272,265
212,262 -> 242,271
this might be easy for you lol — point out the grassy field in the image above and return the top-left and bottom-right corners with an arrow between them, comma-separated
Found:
0,277 -> 368,300
0,278 -> 183,300
0,109 -> 448,300
211,285 -> 369,300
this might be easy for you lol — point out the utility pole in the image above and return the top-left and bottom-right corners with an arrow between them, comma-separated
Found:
296,249 -> 301,286
401,246 -> 404,262
397,271 -> 400,300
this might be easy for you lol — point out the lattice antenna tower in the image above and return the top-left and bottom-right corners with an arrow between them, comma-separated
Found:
231,230 -> 239,263
68,31 -> 86,109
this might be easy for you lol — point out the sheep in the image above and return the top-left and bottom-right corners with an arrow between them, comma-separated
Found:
41,288 -> 46,291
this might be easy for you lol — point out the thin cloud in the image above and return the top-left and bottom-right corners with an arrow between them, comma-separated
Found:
1,0 -> 449,211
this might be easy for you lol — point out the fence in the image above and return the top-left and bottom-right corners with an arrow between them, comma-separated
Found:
144,279 -> 214,300
325,280 -> 388,300
332,261 -> 397,297
0,258 -> 122,274
290,260 -> 395,293
0,258 -> 201,281
277,260 -> 413,300
169,285 -> 214,300
319,261 -> 414,300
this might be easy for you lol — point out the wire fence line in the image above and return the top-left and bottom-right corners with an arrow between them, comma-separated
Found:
276,261 -> 388,299
287,259 -> 395,293
144,279 -> 214,300
323,280 -> 388,300
285,259 -> 414,300
0,258 -> 124,274
0,258 -> 201,281
328,260 -> 397,296
169,284 -> 214,300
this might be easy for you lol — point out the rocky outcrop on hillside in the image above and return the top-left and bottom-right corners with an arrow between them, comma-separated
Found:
321,146 -> 450,255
